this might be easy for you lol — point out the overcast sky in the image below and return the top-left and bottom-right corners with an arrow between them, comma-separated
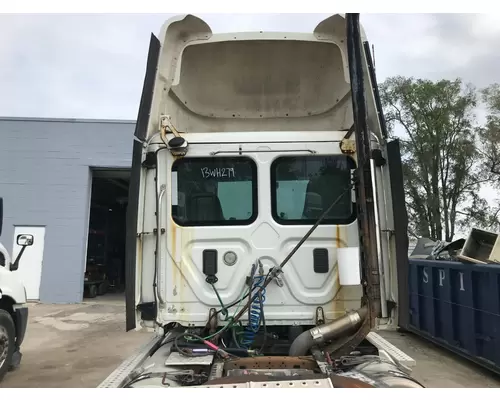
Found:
1,12 -> 498,232
1,13 -> 500,120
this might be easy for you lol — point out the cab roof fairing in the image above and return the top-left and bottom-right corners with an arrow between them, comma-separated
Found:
142,14 -> 377,140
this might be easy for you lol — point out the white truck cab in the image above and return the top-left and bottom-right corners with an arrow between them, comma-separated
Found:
101,13 -> 422,388
0,197 -> 32,381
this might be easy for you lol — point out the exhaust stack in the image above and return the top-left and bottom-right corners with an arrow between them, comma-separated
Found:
289,306 -> 368,357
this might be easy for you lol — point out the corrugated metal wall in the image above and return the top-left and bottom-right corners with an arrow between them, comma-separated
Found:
0,117 -> 134,303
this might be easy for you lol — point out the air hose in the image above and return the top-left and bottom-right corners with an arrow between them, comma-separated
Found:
239,267 -> 266,349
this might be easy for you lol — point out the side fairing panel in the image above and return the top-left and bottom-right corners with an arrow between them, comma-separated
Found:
125,34 -> 161,331
125,139 -> 144,331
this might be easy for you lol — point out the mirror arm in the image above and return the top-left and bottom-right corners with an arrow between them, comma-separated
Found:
11,245 -> 27,271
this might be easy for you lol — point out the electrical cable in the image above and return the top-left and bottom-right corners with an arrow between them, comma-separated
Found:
174,332 -> 241,360
174,284 -> 251,345
151,217 -> 250,347
232,326 -> 241,348
210,282 -> 229,318
204,281 -> 259,339
207,292 -> 251,327
174,333 -> 217,358
124,374 -> 152,388
206,255 -> 274,330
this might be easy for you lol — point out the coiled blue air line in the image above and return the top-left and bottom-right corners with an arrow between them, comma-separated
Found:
240,274 -> 266,349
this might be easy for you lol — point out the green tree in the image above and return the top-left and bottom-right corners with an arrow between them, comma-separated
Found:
475,84 -> 500,229
479,84 -> 500,178
380,76 -> 492,241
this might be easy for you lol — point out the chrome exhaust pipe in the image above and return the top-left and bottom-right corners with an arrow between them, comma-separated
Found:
289,306 -> 368,357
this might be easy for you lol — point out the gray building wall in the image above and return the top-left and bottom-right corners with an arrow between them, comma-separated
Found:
0,117 -> 135,303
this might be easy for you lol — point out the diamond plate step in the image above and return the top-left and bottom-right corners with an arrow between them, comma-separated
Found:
200,378 -> 334,388
98,335 -> 161,388
366,331 -> 416,369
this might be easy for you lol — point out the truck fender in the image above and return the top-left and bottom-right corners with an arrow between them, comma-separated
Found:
0,267 -> 27,304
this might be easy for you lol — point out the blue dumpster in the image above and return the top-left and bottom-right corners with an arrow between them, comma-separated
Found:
407,259 -> 500,374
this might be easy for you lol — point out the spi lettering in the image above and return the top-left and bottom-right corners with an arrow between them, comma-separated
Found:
421,267 -> 466,292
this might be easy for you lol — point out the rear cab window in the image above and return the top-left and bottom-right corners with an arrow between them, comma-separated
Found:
271,155 -> 356,225
172,157 -> 258,226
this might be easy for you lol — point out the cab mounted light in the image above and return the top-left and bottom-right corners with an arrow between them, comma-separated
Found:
167,136 -> 188,156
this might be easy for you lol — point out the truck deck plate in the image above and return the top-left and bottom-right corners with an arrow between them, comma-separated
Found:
97,334 -> 161,388
366,331 -> 416,369
199,377 -> 334,388
165,352 -> 214,366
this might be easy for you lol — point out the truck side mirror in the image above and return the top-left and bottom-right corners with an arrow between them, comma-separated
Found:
10,234 -> 34,271
0,197 -> 3,237
17,234 -> 34,247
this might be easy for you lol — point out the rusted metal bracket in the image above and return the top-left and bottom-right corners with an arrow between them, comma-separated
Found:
340,138 -> 356,154
316,307 -> 325,325
208,308 -> 217,336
